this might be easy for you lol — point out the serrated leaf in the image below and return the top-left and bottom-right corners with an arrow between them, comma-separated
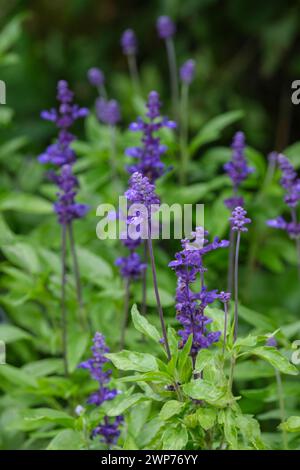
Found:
131,304 -> 160,342
159,400 -> 185,421
106,350 -> 158,372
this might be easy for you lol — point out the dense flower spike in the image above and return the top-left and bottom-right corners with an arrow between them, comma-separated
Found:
125,172 -> 160,207
224,131 -> 253,209
96,98 -> 121,125
219,291 -> 231,303
277,153 -> 300,208
126,91 -> 176,181
156,16 -> 176,39
115,252 -> 146,279
38,81 -> 88,224
87,67 -> 105,87
121,29 -> 138,55
79,333 -> 123,445
180,59 -> 196,84
50,165 -> 88,225
169,228 -> 229,357
230,206 -> 251,232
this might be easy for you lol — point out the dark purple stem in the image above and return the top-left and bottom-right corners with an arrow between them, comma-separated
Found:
141,241 -> 147,315
233,231 -> 241,342
291,208 -> 300,282
222,301 -> 229,355
61,224 -> 68,376
165,37 -> 179,121
67,223 -> 85,327
227,229 -> 236,293
147,220 -> 171,361
120,278 -> 130,350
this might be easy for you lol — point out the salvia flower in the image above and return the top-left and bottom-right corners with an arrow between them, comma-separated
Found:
180,59 -> 196,84
115,252 -> 146,280
51,165 -> 88,225
156,16 -> 176,39
219,291 -> 231,303
121,29 -> 138,55
224,132 -> 253,206
79,333 -> 123,445
87,67 -> 105,87
169,228 -> 229,357
266,336 -> 277,348
230,206 -> 251,232
126,91 -> 176,181
38,81 -> 89,224
125,172 -> 160,207
96,98 -> 121,125
277,153 -> 300,208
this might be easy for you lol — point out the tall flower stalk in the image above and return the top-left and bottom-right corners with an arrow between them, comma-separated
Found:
156,16 -> 179,121
79,333 -> 123,447
38,80 -> 89,374
224,132 -> 253,292
169,227 -> 229,368
121,29 -> 141,95
267,153 -> 300,281
229,206 -> 251,341
125,172 -> 171,359
179,59 -> 196,185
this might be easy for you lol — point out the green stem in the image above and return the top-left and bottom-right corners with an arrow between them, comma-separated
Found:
275,369 -> 288,450
141,241 -> 147,315
61,224 -> 68,376
127,54 -> 141,96
233,231 -> 241,342
67,223 -> 86,328
120,278 -> 130,350
165,37 -> 179,121
222,301 -> 229,355
179,82 -> 189,185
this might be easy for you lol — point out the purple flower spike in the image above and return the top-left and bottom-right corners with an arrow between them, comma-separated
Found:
125,172 -> 160,207
230,206 -> 251,232
126,91 -> 176,182
96,98 -> 121,125
156,16 -> 176,39
169,228 -> 228,357
224,131 -> 253,191
38,81 -> 89,224
87,67 -> 105,87
266,336 -> 277,347
121,29 -> 138,55
79,333 -> 123,446
115,252 -> 146,280
180,59 -> 196,84
219,291 -> 231,303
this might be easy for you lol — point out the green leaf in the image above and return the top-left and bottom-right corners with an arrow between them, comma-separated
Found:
183,380 -> 227,407
0,324 -> 31,343
189,110 -> 243,155
250,347 -> 298,375
76,246 -> 113,281
159,400 -> 185,421
106,350 -> 159,372
23,408 -> 74,428
280,416 -> 300,433
0,193 -> 53,214
47,429 -> 83,450
196,407 -> 217,430
162,424 -> 188,450
1,241 -> 41,274
106,393 -> 146,417
22,359 -> 63,377
131,304 -> 161,343
194,348 -> 215,373
234,334 -> 258,349
67,330 -> 89,373
0,364 -> 37,388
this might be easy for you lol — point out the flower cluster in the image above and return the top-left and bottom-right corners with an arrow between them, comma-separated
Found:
230,206 -> 251,232
169,228 -> 229,357
180,59 -> 196,84
115,252 -> 146,280
79,333 -> 123,445
224,131 -> 253,209
126,91 -> 176,182
121,29 -> 138,55
87,67 -> 105,88
267,153 -> 300,239
156,16 -> 176,39
38,81 -> 89,225
96,97 -> 121,126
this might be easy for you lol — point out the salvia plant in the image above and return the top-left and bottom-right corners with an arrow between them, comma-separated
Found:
0,13 -> 299,453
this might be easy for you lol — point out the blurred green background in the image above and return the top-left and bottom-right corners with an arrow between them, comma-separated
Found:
1,0 -> 300,152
